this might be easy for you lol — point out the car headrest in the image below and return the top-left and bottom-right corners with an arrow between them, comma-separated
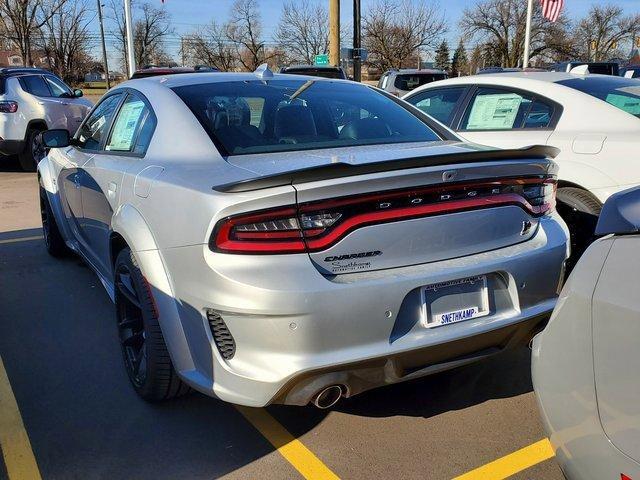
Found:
274,105 -> 317,138
339,117 -> 392,140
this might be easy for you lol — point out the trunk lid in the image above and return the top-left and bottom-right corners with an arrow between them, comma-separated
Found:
213,143 -> 558,274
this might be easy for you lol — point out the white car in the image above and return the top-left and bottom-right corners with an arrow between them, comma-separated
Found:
532,186 -> 640,479
403,72 -> 640,261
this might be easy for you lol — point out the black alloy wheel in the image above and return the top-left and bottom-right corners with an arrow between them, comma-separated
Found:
114,248 -> 189,401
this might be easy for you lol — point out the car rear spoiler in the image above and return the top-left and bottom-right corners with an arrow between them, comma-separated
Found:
213,145 -> 560,193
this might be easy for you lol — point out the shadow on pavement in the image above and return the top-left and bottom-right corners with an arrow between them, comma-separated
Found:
1,225 -> 534,479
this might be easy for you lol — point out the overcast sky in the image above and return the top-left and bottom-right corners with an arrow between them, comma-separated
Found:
97,0 -> 640,72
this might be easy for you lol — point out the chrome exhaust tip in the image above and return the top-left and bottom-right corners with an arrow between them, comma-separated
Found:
311,385 -> 343,409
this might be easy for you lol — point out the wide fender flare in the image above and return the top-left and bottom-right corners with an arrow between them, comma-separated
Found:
111,204 -> 197,375
37,156 -> 56,194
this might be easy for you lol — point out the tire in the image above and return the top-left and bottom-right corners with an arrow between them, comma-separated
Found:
114,248 -> 190,401
18,128 -> 47,172
39,185 -> 69,257
556,187 -> 602,272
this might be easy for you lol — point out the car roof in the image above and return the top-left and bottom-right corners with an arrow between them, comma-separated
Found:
388,69 -> 446,75
125,71 -> 355,89
0,67 -> 51,76
282,65 -> 343,70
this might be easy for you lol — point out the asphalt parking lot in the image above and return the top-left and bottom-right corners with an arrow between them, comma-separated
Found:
0,159 -> 564,480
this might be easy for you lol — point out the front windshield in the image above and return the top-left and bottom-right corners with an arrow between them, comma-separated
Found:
557,76 -> 640,119
172,79 -> 442,155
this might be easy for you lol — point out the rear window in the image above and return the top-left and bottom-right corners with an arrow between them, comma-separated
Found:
284,68 -> 345,79
394,74 -> 446,91
557,77 -> 640,118
172,80 -> 442,156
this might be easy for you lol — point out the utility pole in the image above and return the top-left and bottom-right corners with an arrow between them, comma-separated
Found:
124,0 -> 136,77
329,0 -> 340,67
353,0 -> 361,82
96,0 -> 110,89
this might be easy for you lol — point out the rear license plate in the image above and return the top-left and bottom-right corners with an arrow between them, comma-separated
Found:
421,276 -> 490,328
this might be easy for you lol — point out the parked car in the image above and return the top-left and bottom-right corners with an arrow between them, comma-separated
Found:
621,64 -> 640,78
377,68 -> 448,96
532,186 -> 640,480
38,66 -> 568,408
279,65 -> 347,79
130,65 -> 218,79
403,72 -> 640,266
552,61 -> 619,76
0,67 -> 92,171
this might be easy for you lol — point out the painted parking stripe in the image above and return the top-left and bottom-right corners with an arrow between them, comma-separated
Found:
453,438 -> 554,480
235,406 -> 339,480
0,355 -> 42,480
0,235 -> 43,245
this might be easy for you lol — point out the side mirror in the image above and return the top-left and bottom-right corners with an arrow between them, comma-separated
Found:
595,186 -> 640,236
73,89 -> 83,98
41,129 -> 71,148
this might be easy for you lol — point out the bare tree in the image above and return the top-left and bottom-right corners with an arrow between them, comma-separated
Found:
460,0 -> 573,67
183,22 -> 237,71
363,0 -> 447,71
226,0 -> 272,71
38,0 -> 91,83
574,5 -> 640,61
108,0 -> 174,73
274,0 -> 329,65
0,0 -> 67,66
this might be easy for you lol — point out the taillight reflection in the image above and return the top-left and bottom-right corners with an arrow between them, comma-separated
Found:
0,101 -> 18,113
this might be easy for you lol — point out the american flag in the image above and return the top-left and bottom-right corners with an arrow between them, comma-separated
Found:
540,0 -> 564,22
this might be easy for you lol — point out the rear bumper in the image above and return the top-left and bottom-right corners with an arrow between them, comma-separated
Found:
153,213 -> 568,407
276,310 -> 549,405
0,139 -> 24,156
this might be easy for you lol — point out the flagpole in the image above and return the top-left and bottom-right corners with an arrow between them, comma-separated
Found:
124,0 -> 136,77
523,0 -> 533,68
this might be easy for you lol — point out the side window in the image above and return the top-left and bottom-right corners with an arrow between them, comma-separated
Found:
76,94 -> 122,151
20,75 -> 50,97
409,87 -> 467,125
44,76 -> 71,98
461,88 -> 554,131
105,93 -> 154,153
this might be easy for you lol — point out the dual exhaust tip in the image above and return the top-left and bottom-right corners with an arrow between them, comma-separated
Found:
311,385 -> 344,409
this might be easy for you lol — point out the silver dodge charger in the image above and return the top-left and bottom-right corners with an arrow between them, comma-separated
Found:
38,66 -> 569,407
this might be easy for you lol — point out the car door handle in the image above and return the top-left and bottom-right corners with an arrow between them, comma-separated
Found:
107,182 -> 117,200
37,101 -> 44,105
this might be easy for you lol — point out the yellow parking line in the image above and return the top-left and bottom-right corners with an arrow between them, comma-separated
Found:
235,406 -> 339,480
0,355 -> 42,480
0,235 -> 43,245
453,438 -> 554,480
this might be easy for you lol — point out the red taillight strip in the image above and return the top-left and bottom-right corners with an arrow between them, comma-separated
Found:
304,193 -> 533,251
211,176 -> 556,254
298,177 -> 552,212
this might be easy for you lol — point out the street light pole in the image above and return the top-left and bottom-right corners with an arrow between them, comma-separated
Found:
96,0 -> 110,89
522,0 -> 533,68
124,0 -> 136,77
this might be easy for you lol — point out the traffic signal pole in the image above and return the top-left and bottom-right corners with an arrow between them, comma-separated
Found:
329,0 -> 340,66
353,0 -> 361,81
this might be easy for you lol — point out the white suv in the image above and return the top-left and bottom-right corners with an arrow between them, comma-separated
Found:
0,67 -> 92,171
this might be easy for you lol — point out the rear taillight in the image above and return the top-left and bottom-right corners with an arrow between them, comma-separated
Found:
211,176 -> 557,254
0,101 -> 18,113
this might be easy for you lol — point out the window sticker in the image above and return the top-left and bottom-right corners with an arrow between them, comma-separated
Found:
605,93 -> 640,116
466,93 -> 522,130
107,99 -> 145,151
